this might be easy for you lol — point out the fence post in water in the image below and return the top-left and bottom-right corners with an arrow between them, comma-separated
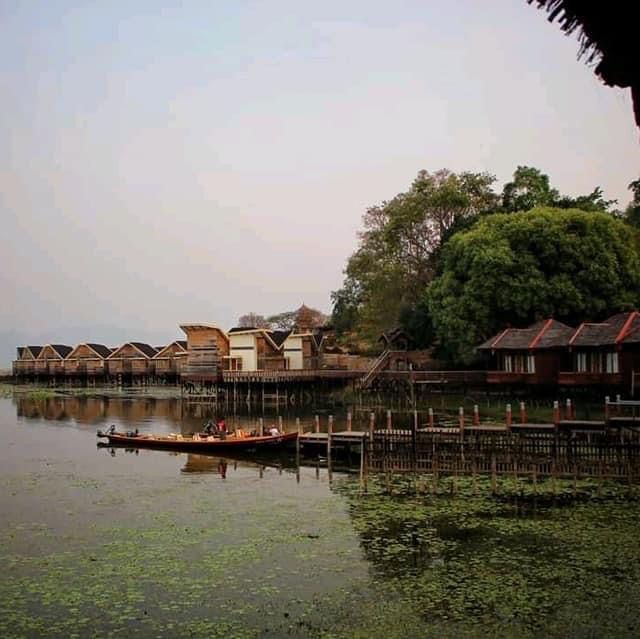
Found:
473,404 -> 480,426
428,407 -> 434,429
520,401 -> 527,424
346,410 -> 352,432
327,415 -> 333,483
259,418 -> 264,437
553,401 -> 560,425
315,415 -> 320,433
386,409 -> 392,431
506,404 -> 512,430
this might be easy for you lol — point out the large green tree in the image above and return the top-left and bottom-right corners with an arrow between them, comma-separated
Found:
427,208 -> 640,364
331,169 -> 498,345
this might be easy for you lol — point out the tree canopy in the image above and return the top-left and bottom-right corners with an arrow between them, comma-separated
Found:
332,165 -> 620,351
427,208 -> 640,363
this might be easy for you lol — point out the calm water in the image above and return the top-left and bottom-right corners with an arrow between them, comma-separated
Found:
2,394 -> 640,638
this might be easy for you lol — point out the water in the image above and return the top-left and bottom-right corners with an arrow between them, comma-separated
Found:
2,394 -> 640,638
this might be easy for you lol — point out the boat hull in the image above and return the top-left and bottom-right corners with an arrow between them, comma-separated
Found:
97,430 -> 298,452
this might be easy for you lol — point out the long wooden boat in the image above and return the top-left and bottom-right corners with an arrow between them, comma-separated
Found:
97,427 -> 298,451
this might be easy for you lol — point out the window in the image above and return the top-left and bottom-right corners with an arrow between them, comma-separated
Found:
605,352 -> 619,374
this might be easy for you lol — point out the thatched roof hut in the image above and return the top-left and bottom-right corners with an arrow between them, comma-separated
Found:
529,0 -> 639,127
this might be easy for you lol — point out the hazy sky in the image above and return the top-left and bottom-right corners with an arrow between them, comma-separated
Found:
2,0 -> 638,356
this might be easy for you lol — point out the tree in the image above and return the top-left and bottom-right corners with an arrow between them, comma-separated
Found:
331,169 -> 498,345
427,207 -> 640,364
237,313 -> 270,329
625,179 -> 640,228
502,166 -> 560,212
267,305 -> 327,331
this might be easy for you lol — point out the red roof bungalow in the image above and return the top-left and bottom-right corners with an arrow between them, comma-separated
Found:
559,311 -> 640,387
477,319 -> 574,385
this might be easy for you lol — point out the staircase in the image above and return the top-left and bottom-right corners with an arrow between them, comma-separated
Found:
359,350 -> 391,389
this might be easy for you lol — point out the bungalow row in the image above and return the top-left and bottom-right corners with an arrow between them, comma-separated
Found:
13,341 -> 188,379
478,311 -> 640,387
13,322 -> 325,380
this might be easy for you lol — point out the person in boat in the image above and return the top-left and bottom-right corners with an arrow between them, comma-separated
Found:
269,425 -> 280,436
204,421 -> 215,436
216,417 -> 226,434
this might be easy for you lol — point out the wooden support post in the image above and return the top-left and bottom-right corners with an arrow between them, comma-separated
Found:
259,418 -> 264,437
458,407 -> 465,431
369,411 -> 375,435
490,453 -> 497,493
315,415 -> 320,433
506,403 -> 512,430
278,415 -> 284,432
520,401 -> 527,424
553,400 -> 560,425
565,398 -> 572,421
616,394 -> 621,416
473,404 -> 480,426
347,410 -> 352,432
327,415 -> 333,483
605,396 -> 610,422
386,409 -> 392,431
428,407 -> 434,429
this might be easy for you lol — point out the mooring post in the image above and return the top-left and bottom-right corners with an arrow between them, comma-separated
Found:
315,415 -> 320,433
386,409 -> 392,431
473,404 -> 480,426
278,415 -> 284,432
520,401 -> 527,424
428,407 -> 434,429
347,410 -> 352,432
553,400 -> 560,425
259,417 -> 264,437
506,403 -> 512,430
327,415 -> 333,483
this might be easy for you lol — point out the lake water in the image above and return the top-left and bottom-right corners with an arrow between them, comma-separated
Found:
2,394 -> 640,638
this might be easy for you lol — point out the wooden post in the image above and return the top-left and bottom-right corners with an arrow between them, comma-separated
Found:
295,417 -> 301,480
428,407 -> 434,429
473,404 -> 480,426
616,394 -> 621,416
605,396 -> 610,421
458,407 -> 465,432
553,400 -> 560,425
315,415 -> 320,433
369,411 -> 375,435
506,403 -> 512,430
259,417 -> 264,437
327,415 -> 333,483
386,409 -> 392,431
278,415 -> 284,432
520,401 -> 527,424
347,410 -> 352,432
491,453 -> 497,493
565,398 -> 572,420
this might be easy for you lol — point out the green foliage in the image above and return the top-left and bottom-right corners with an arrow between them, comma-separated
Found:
427,207 -> 640,363
331,169 -> 497,347
625,178 -> 640,229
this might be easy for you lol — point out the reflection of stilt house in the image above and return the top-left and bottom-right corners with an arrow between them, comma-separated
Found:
64,344 -> 112,378
35,345 -> 72,377
13,346 -> 42,377
106,342 -> 158,378
180,324 -> 229,380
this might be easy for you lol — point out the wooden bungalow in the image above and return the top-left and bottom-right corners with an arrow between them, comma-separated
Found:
379,328 -> 412,351
64,344 -> 113,377
180,324 -> 229,379
106,343 -> 158,377
281,331 -> 320,370
559,311 -> 640,387
478,319 -> 575,385
35,344 -> 73,376
153,340 -> 188,378
225,328 -> 286,371
13,346 -> 42,377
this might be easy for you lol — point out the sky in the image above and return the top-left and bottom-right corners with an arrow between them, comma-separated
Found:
1,0 -> 638,366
